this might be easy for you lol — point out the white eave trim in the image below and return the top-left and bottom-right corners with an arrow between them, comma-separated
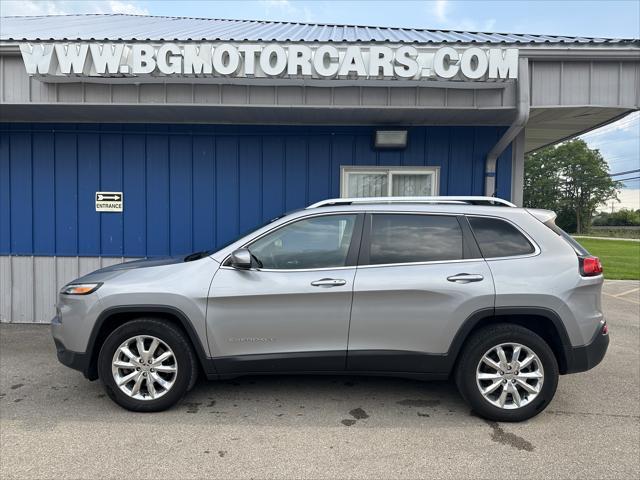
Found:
0,41 -> 638,58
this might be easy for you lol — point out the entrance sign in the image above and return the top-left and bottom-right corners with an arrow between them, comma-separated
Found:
20,42 -> 518,82
95,192 -> 123,212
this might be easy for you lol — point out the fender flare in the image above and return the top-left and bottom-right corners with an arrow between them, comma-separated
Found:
446,306 -> 573,373
85,305 -> 215,380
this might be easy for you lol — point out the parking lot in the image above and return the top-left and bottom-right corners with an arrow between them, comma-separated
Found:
1,280 -> 638,479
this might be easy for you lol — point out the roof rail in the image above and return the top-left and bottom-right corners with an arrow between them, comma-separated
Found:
306,196 -> 517,209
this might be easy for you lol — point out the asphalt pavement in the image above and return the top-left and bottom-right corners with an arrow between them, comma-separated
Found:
1,280 -> 638,479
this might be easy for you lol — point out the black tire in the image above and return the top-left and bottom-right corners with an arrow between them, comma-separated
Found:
98,318 -> 198,412
455,323 -> 559,422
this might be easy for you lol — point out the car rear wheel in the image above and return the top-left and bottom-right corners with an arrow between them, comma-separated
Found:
455,323 -> 558,422
98,318 -> 198,412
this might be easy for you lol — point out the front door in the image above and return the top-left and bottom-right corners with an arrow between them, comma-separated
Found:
207,213 -> 363,374
347,213 -> 495,373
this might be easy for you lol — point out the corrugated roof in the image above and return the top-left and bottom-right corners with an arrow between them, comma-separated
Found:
1,14 -> 637,44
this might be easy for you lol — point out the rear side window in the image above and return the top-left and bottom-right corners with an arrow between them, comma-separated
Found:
369,214 -> 463,265
468,217 -> 535,258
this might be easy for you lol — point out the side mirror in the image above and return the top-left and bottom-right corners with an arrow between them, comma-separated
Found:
229,248 -> 252,269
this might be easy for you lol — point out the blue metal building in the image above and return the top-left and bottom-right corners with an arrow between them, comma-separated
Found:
0,15 -> 638,322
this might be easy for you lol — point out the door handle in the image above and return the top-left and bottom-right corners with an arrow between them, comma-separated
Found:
311,278 -> 347,287
447,273 -> 484,283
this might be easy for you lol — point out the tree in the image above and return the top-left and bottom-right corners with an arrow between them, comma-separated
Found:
593,209 -> 640,226
524,139 -> 620,233
523,146 -> 563,212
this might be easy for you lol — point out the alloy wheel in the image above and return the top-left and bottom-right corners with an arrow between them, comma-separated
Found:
111,335 -> 178,401
475,342 -> 544,410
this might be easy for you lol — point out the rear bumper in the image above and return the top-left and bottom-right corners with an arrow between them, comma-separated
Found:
565,321 -> 609,374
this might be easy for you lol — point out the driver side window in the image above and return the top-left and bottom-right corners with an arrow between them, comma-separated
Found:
249,215 -> 357,270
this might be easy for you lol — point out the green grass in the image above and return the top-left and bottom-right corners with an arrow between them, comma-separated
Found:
579,228 -> 640,239
574,238 -> 640,280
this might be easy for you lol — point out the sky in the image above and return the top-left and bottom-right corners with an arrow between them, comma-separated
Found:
1,0 -> 639,208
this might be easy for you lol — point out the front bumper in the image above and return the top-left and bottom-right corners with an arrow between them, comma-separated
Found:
565,321 -> 609,374
53,337 -> 90,374
52,315 -> 93,379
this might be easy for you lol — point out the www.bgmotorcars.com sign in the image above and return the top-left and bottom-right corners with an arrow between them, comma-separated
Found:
19,42 -> 518,82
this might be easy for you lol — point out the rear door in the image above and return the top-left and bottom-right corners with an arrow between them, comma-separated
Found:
347,212 -> 495,373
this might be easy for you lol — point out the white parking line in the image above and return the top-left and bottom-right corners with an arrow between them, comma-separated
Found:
603,292 -> 640,305
612,287 -> 640,298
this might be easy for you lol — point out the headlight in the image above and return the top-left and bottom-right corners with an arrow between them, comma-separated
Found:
61,283 -> 102,295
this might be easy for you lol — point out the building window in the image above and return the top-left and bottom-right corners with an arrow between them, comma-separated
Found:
341,166 -> 439,198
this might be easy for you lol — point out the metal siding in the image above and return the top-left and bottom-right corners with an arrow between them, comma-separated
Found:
215,136 -> 239,245
167,84 -> 192,103
425,127 -> 450,195
0,133 -> 10,253
11,255 -> 33,323
447,89 -> 475,107
400,127 -> 425,167
307,135 -> 331,204
262,137 -> 285,221
193,84 -> 220,104
84,83 -> 110,103
496,144 -> 513,201
447,127 -> 474,195
562,62 -> 591,105
1,124 -> 507,257
0,256 -> 11,322
77,132 -> 100,254
10,133 -> 32,252
238,136 -> 263,232
169,135 -> 193,254
123,134 -> 146,256
145,134 -> 170,256
99,133 -> 123,255
32,132 -> 55,254
2,56 -> 29,103
472,128 -> 495,196
592,62 -> 620,105
54,133 -> 78,255
58,83 -> 83,103
531,62 -> 561,106
192,135 -> 216,250
34,256 -> 55,323
331,135 -> 354,197
619,63 -> 638,105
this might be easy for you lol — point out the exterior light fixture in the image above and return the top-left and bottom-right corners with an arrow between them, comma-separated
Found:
374,130 -> 408,149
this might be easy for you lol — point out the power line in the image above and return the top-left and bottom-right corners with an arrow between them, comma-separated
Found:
617,176 -> 640,182
611,169 -> 640,176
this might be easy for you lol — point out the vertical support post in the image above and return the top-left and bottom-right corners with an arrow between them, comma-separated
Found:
485,57 -> 530,197
511,129 -> 526,206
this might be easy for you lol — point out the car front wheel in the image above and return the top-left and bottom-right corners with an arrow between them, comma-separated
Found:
455,323 -> 559,422
98,318 -> 198,412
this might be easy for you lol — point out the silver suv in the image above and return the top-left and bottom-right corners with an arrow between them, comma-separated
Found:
52,196 -> 609,422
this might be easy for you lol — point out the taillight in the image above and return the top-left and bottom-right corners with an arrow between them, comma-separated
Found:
579,256 -> 603,277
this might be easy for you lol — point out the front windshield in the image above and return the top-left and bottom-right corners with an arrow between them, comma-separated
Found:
198,210 -> 302,257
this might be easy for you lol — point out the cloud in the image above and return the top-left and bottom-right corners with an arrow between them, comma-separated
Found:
426,0 -> 495,32
260,0 -> 315,23
456,18 -> 498,32
106,1 -> 149,15
0,0 -> 149,17
433,0 -> 448,22
580,112 -> 640,189
581,111 -> 640,139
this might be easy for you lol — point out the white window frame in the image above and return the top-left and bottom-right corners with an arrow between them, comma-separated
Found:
340,166 -> 440,198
